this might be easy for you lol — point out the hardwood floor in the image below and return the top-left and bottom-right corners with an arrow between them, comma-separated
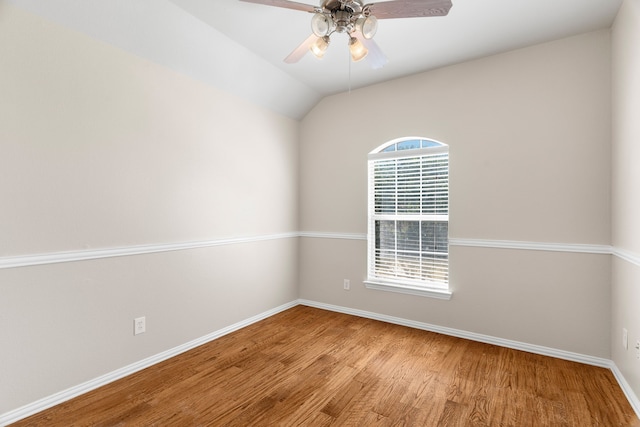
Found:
11,306 -> 639,426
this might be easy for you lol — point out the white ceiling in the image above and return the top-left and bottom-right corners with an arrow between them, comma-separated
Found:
8,0 -> 623,119
169,0 -> 622,95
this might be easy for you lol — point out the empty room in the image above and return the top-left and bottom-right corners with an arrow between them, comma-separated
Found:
1,0 -> 639,425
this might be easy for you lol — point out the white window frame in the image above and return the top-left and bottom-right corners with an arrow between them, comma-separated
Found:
365,137 -> 452,300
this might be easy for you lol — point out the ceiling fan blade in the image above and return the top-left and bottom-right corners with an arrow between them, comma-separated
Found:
284,34 -> 318,63
239,0 -> 318,13
362,38 -> 388,69
354,32 -> 388,69
367,0 -> 452,19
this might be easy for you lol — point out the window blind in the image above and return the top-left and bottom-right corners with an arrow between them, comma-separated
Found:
368,146 -> 449,289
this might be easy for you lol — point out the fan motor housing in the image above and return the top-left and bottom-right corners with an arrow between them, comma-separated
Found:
321,0 -> 365,33
321,0 -> 363,14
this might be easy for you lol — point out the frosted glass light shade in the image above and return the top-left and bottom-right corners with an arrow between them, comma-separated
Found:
357,16 -> 378,39
349,37 -> 368,62
310,36 -> 330,58
311,13 -> 333,37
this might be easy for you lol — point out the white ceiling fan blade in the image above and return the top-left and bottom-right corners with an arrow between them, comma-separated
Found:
363,38 -> 388,69
239,0 -> 317,13
354,32 -> 388,69
284,34 -> 318,63
368,0 -> 453,19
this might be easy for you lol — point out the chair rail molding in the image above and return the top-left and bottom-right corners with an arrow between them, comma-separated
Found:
0,233 -> 298,270
3,233 -> 639,274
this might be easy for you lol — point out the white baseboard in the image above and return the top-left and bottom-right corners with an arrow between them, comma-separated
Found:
610,362 -> 640,419
0,301 -> 298,427
3,299 -> 639,425
299,299 -> 640,420
298,299 -> 610,367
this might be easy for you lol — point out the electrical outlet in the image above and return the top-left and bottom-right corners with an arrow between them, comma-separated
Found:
134,317 -> 146,335
636,341 -> 640,360
343,279 -> 350,290
623,328 -> 628,350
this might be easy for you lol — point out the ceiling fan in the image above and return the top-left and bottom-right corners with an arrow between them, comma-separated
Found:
239,0 -> 453,69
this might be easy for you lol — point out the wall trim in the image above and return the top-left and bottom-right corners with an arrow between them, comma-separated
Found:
363,280 -> 452,300
298,231 -> 367,240
4,233 -> 640,270
298,299 -> 611,367
612,247 -> 640,268
0,233 -> 298,270
300,233 -> 640,270
448,238 -> 612,254
299,299 -> 640,419
0,300 -> 299,426
300,233 -> 615,255
610,362 -> 640,419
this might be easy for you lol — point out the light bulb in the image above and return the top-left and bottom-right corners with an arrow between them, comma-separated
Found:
310,36 -> 330,59
349,37 -> 368,62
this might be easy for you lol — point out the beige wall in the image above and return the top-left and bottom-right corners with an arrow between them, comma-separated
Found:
300,30 -> 612,356
0,5 -> 299,413
2,0 -> 636,418
612,0 -> 640,402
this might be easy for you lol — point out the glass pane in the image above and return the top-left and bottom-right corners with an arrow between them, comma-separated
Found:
397,158 -> 420,213
395,251 -> 420,279
397,139 -> 421,151
375,220 -> 396,251
422,253 -> 449,282
422,139 -> 443,148
373,219 -> 449,285
421,221 -> 448,253
421,155 -> 448,215
397,221 -> 419,252
374,161 -> 396,214
374,251 -> 397,279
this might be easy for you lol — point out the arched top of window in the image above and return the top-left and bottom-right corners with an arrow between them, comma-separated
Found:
369,137 -> 447,159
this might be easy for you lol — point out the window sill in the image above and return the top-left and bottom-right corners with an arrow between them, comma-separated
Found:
364,280 -> 452,300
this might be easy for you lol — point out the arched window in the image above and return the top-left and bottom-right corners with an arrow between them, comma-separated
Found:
366,137 -> 450,299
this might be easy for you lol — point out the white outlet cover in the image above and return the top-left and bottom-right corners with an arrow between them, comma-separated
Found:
134,316 -> 146,335
623,328 -> 628,349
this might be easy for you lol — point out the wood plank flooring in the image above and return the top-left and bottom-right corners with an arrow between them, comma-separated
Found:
11,306 -> 639,426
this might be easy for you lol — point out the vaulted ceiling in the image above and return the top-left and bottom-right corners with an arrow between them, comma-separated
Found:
8,0 -> 622,119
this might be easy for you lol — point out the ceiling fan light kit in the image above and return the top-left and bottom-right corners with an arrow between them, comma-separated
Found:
310,35 -> 331,58
240,0 -> 453,67
357,15 -> 378,39
349,36 -> 368,61
311,12 -> 333,37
